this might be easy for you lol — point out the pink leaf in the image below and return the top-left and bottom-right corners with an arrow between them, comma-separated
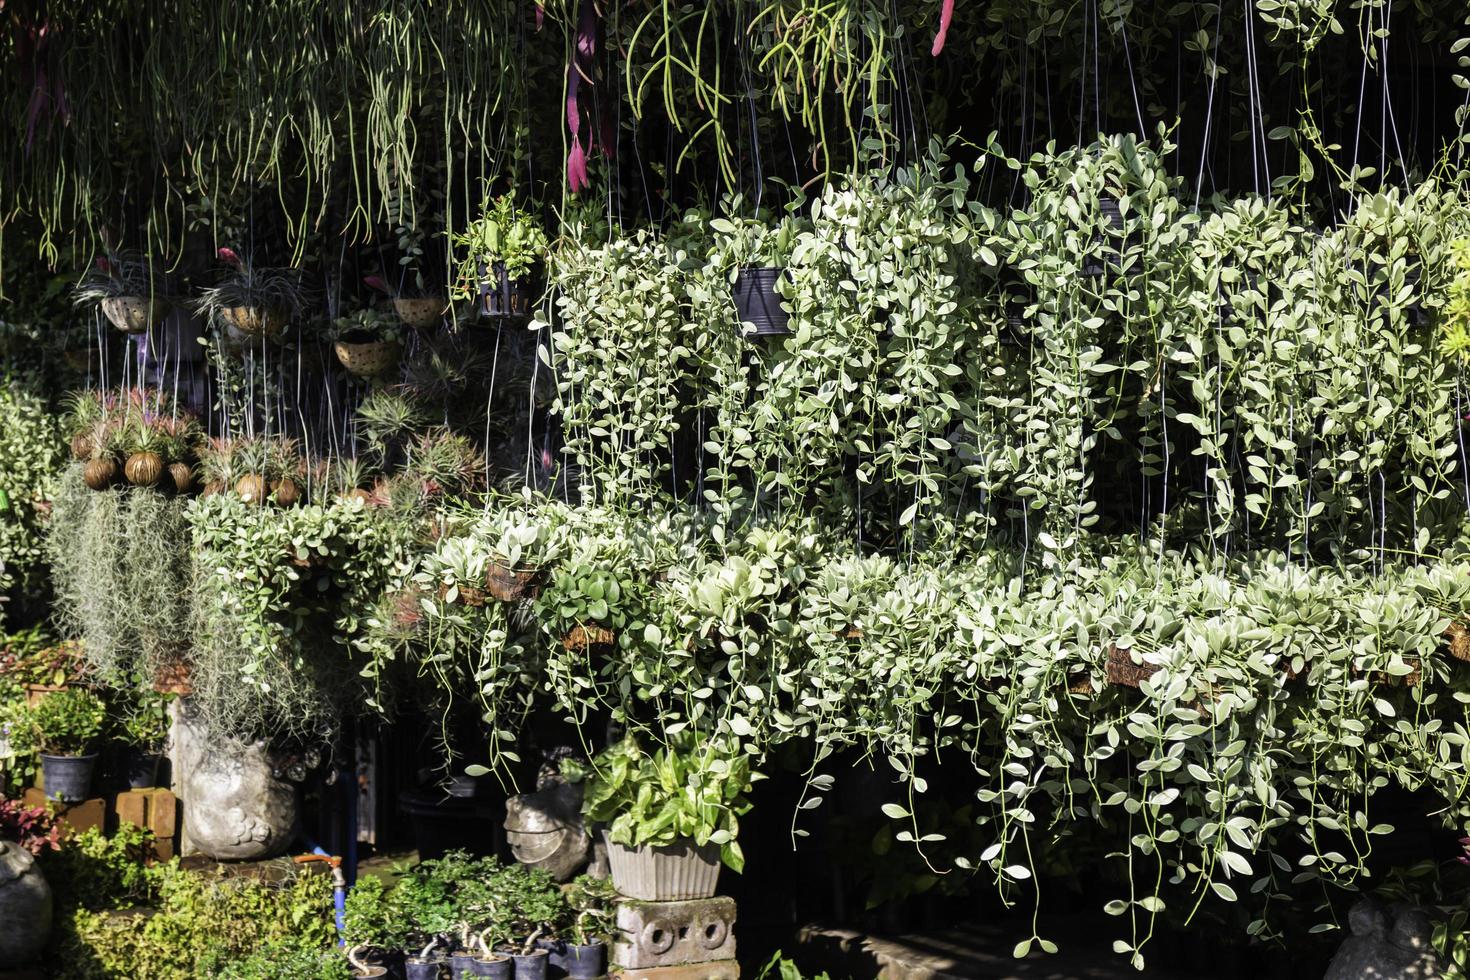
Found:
217,247 -> 242,267
535,3 -> 544,30
363,275 -> 393,296
931,0 -> 954,57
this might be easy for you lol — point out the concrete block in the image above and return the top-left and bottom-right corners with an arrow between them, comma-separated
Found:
613,896 -> 736,969
614,960 -> 739,980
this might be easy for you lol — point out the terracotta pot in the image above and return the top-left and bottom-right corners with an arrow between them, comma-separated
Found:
124,451 -> 165,487
82,457 -> 118,491
603,832 -> 721,901
101,295 -> 162,334
0,841 -> 53,964
390,296 -> 446,330
334,336 -> 402,378
220,306 -> 287,339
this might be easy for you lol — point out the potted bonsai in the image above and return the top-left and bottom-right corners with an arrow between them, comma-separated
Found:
117,689 -> 171,789
331,307 -> 405,380
365,273 -> 446,331
486,864 -> 563,980
194,247 -> 309,341
557,874 -> 616,979
452,194 -> 548,319
73,251 -> 166,335
569,735 -> 755,901
27,688 -> 107,802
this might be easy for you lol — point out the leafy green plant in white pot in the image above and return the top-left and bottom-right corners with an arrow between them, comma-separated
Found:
452,193 -> 548,319
569,736 -> 755,901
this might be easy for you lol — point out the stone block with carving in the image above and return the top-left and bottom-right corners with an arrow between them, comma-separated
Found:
1323,899 -> 1445,979
613,896 -> 736,970
615,961 -> 739,980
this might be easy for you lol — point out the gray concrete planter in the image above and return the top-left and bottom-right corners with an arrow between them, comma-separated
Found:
0,841 -> 53,964
603,831 -> 720,901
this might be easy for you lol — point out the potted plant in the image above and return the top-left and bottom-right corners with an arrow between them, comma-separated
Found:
117,690 -> 172,789
556,875 -> 615,979
157,416 -> 201,494
569,735 -> 755,901
477,505 -> 563,602
488,864 -> 563,980
427,537 -> 490,608
535,561 -> 642,654
331,307 -> 405,380
120,417 -> 168,488
195,247 -> 309,340
452,194 -> 548,319
26,688 -> 107,802
365,274 -> 445,331
713,213 -> 804,338
202,436 -> 303,505
73,252 -> 166,335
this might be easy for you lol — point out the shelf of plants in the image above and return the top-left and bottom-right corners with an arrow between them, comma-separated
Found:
3,1 -> 1470,978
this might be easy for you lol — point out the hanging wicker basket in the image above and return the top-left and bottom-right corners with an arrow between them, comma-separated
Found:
388,297 -> 445,330
334,337 -> 402,378
101,295 -> 163,334
220,306 -> 288,339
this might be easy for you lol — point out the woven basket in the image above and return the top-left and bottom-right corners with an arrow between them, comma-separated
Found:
101,295 -> 162,334
334,338 -> 402,378
390,297 -> 445,330
1104,644 -> 1160,688
221,306 -> 288,339
563,624 -> 616,653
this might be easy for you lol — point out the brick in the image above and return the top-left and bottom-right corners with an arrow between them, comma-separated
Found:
22,787 -> 105,837
613,897 -> 737,969
614,961 -> 739,980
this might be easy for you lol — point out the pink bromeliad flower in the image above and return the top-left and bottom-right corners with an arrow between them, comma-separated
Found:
217,246 -> 242,267
363,275 -> 394,297
1458,836 -> 1470,866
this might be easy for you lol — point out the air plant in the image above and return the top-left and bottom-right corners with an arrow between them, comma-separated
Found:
193,248 -> 310,331
403,429 -> 486,498
355,388 -> 429,466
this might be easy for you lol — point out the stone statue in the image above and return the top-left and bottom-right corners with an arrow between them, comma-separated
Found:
0,840 -> 53,965
1323,899 -> 1446,980
504,747 -> 604,881
178,712 -> 300,861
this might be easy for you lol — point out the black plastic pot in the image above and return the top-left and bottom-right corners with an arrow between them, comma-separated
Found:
479,262 -> 537,319
511,949 -> 549,980
125,748 -> 162,789
41,753 -> 98,802
732,266 -> 791,336
554,942 -> 606,979
1083,197 -> 1127,277
468,956 -> 513,979
449,952 -> 481,977
405,956 -> 445,980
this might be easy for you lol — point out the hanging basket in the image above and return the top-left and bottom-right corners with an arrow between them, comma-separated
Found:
101,295 -> 163,335
478,262 -> 538,319
485,559 -> 543,602
438,580 -> 487,608
1103,644 -> 1160,688
220,306 -> 288,340
732,266 -> 791,337
386,297 -> 446,330
334,336 -> 403,378
1445,621 -> 1470,663
563,624 -> 616,653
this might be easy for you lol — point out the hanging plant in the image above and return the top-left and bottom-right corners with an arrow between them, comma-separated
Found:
330,307 -> 405,380
451,194 -> 549,319
72,252 -> 167,335
194,248 -> 309,341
